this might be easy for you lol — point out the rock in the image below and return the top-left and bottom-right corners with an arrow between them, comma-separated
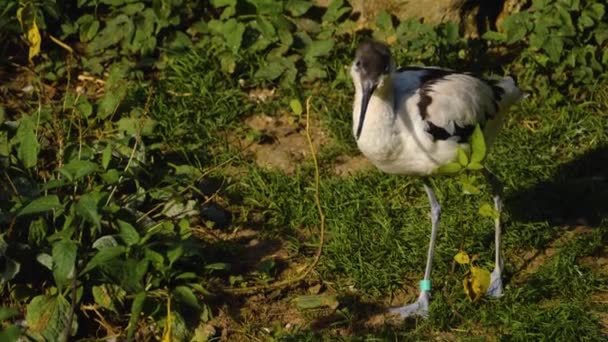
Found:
316,0 -> 527,38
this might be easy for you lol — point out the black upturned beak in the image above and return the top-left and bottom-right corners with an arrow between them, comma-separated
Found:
356,80 -> 376,140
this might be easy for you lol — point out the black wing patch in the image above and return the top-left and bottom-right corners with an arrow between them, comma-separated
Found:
426,121 -> 476,143
399,67 -> 502,142
410,68 -> 456,120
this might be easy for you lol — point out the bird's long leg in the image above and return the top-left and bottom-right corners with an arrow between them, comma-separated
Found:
389,181 -> 441,318
483,170 -> 504,297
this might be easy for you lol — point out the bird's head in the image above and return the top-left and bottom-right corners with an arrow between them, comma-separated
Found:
350,40 -> 395,140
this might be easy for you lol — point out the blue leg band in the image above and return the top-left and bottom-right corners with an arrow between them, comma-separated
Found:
420,279 -> 431,292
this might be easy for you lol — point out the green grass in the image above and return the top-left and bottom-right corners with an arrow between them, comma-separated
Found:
143,48 -> 608,340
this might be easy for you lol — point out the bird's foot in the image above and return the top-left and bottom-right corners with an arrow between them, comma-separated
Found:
388,291 -> 430,318
486,268 -> 503,298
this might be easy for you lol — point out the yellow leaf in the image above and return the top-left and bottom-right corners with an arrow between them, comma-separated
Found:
27,19 -> 41,62
463,266 -> 491,302
454,250 -> 470,264
16,6 -> 24,29
161,295 -> 172,342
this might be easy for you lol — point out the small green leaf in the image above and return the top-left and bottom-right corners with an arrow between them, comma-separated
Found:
435,162 -> 462,174
37,253 -> 53,270
466,162 -> 484,171
479,203 -> 499,219
210,0 -> 236,7
286,0 -> 312,16
482,30 -> 505,42
173,286 -> 200,309
59,160 -> 98,182
18,195 -> 62,216
306,39 -> 334,59
457,147 -> 469,166
0,307 -> 18,321
76,192 -> 102,230
18,129 -> 38,169
102,143 -> 112,170
117,220 -> 140,246
80,246 -> 127,275
0,325 -> 20,341
52,239 -> 77,290
289,99 -> 303,116
126,291 -> 146,342
255,61 -> 286,80
470,125 -> 486,164
223,19 -> 245,53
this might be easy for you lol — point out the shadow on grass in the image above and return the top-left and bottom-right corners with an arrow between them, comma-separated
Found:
507,145 -> 608,226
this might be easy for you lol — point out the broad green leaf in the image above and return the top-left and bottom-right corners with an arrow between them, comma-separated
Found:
222,19 -> 245,53
375,10 -> 393,32
323,0 -> 349,22
18,195 -> 62,216
167,244 -> 184,265
37,253 -> 53,270
0,307 -> 18,321
594,26 -> 608,45
306,39 -> 334,59
98,83 -> 127,119
76,193 -> 102,230
445,22 -> 460,44
289,99 -> 303,116
102,143 -> 112,170
0,256 -> 20,282
542,36 -> 564,62
210,0 -> 236,7
479,203 -> 499,219
59,160 -> 98,182
470,125 -> 486,164
52,239 -> 77,289
126,291 -> 146,342
466,162 -> 484,171
26,295 -> 71,341
482,30 -> 505,42
173,286 -> 200,309
435,162 -> 462,174
255,61 -> 286,80
77,98 -> 93,117
454,251 -> 470,264
80,246 -> 127,274
463,266 -> 491,302
117,220 -> 140,246
92,235 -> 119,249
286,0 -> 312,16
255,17 -> 276,39
18,129 -> 38,169
587,3 -> 605,20
0,325 -> 20,341
457,147 -> 468,166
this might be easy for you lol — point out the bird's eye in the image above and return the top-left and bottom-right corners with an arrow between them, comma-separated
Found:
355,60 -> 361,69
384,65 -> 390,73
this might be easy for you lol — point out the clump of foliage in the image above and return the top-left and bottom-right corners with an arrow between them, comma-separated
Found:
483,0 -> 607,99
